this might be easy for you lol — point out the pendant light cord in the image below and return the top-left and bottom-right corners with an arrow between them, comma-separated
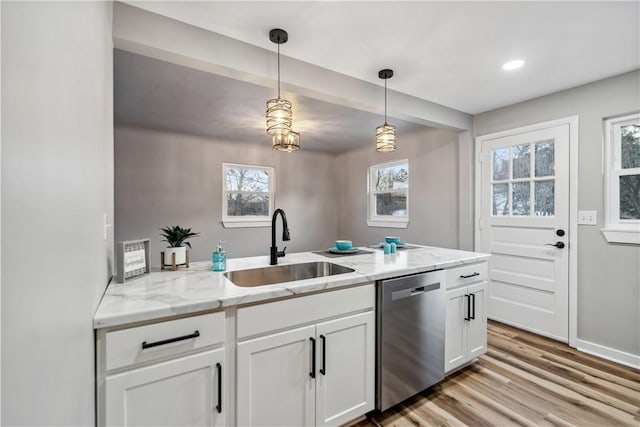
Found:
277,43 -> 281,99
384,78 -> 388,125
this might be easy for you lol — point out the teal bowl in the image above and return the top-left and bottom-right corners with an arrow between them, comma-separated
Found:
385,236 -> 401,244
336,240 -> 353,251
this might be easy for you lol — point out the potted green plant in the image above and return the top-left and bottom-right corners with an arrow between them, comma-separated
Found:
160,225 -> 199,266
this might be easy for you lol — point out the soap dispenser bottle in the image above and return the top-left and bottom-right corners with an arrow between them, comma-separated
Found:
212,240 -> 226,272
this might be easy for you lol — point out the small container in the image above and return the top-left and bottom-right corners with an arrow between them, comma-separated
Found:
389,242 -> 397,253
212,240 -> 226,272
383,242 -> 391,254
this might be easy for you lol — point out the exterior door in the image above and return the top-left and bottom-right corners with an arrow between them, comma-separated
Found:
477,123 -> 569,341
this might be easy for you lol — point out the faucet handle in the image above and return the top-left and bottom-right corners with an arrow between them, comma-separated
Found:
277,246 -> 287,258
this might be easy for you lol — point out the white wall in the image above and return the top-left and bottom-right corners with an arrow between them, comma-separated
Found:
115,126 -> 338,263
115,126 -> 463,262
474,71 -> 640,362
336,127 -> 461,248
1,1 -> 113,425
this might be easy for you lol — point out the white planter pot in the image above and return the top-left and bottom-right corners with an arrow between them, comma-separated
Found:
164,247 -> 187,265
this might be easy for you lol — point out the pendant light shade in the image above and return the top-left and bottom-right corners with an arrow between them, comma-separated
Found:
266,98 -> 292,136
266,28 -> 300,152
376,123 -> 396,152
272,130 -> 300,152
376,69 -> 396,152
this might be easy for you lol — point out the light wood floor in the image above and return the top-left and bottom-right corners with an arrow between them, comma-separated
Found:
355,321 -> 640,427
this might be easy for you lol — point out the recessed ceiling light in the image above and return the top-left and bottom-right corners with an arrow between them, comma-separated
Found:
502,59 -> 525,71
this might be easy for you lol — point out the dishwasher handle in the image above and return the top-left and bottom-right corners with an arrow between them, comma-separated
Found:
391,282 -> 440,301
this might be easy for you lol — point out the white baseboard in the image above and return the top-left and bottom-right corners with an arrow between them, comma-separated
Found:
576,339 -> 640,369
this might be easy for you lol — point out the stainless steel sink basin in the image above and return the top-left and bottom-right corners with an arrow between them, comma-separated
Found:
224,261 -> 355,287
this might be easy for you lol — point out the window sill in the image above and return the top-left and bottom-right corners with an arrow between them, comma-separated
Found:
222,220 -> 270,229
601,228 -> 640,245
367,219 -> 409,229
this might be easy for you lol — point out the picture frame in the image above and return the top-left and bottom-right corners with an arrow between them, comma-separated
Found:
116,239 -> 150,283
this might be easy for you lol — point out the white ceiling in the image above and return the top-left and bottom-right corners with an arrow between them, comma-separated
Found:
125,1 -> 640,114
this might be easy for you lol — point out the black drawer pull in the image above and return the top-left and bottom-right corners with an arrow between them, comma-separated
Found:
460,272 -> 480,279
215,363 -> 222,414
141,330 -> 200,349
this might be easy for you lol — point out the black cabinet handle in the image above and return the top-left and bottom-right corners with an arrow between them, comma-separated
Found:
460,272 -> 480,279
319,335 -> 326,375
309,337 -> 316,379
141,330 -> 200,349
470,293 -> 476,320
464,295 -> 471,321
215,363 -> 222,414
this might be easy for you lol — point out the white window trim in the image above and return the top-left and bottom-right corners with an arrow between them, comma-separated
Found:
602,113 -> 640,244
222,162 -> 274,228
367,159 -> 409,228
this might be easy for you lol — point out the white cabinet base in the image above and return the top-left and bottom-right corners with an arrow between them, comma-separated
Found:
105,348 -> 225,427
237,325 -> 316,427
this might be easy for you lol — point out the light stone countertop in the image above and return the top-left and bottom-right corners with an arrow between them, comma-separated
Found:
94,245 -> 490,329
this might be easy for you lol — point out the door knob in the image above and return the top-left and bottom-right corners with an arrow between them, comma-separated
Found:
545,242 -> 565,249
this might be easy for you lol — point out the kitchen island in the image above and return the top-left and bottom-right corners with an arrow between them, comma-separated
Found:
94,245 -> 489,427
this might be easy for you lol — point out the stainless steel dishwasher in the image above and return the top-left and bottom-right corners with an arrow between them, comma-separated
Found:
376,269 -> 446,411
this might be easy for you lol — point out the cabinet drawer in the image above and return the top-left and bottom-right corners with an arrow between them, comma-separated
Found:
446,262 -> 488,289
105,311 -> 225,371
237,284 -> 374,339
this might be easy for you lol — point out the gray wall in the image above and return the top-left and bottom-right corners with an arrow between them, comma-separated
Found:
115,126 -> 338,264
474,70 -> 640,358
1,1 -> 113,425
335,127 -> 461,248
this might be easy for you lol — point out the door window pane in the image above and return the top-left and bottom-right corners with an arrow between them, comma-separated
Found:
375,192 -> 407,216
621,124 -> 640,169
534,180 -> 555,216
512,144 -> 531,179
535,141 -> 555,177
619,174 -> 640,219
226,193 -> 269,216
512,182 -> 530,216
493,148 -> 509,181
492,184 -> 509,216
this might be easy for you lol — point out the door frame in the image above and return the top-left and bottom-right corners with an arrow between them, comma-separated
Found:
474,116 -> 579,348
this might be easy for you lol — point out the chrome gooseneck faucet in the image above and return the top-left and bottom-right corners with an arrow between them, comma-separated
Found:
270,208 -> 290,265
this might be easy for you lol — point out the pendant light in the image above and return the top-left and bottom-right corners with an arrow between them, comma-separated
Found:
266,28 -> 300,152
376,69 -> 396,152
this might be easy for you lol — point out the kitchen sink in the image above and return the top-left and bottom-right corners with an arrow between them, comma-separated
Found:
224,261 -> 355,287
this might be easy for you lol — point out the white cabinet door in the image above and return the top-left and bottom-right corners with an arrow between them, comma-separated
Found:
237,325 -> 316,427
467,282 -> 488,359
315,312 -> 375,427
105,348 -> 225,427
445,287 -> 468,373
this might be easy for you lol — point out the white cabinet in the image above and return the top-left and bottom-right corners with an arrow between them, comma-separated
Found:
445,262 -> 488,373
97,312 -> 227,427
315,313 -> 375,427
105,348 -> 225,427
237,325 -> 316,427
236,285 -> 375,427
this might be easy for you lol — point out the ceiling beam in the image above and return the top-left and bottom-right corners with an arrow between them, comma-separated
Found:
113,2 -> 472,132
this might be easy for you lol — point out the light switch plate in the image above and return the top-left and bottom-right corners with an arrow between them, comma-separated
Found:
578,210 -> 597,225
